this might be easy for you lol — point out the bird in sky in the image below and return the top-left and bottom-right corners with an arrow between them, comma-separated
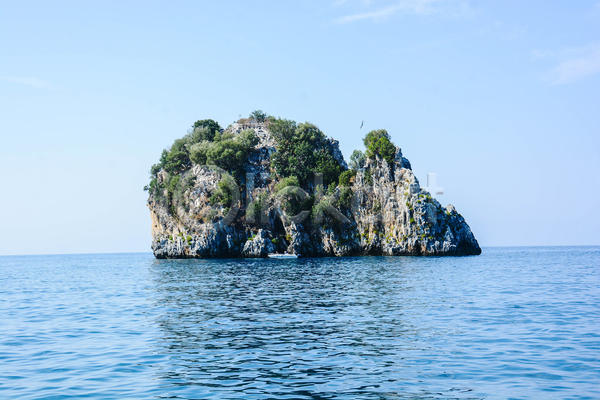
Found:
360,120 -> 364,129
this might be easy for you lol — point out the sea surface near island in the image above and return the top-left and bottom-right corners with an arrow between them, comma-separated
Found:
1,247 -> 599,399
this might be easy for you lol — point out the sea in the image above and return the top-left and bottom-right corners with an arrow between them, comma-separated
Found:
1,247 -> 599,399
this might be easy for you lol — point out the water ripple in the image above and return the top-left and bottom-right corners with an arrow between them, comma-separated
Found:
1,247 -> 599,399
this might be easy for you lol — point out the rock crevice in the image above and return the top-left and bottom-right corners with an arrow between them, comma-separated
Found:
148,123 -> 481,258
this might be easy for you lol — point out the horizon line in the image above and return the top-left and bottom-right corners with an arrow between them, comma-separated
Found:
1,245 -> 599,258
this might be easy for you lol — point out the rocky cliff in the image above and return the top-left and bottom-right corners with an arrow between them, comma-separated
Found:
148,121 -> 481,258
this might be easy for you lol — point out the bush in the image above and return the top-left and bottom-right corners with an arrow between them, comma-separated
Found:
349,150 -> 365,170
270,120 -> 345,187
275,176 -> 300,193
363,129 -> 396,165
250,110 -> 268,122
364,169 -> 373,186
337,187 -> 353,209
275,176 -> 310,217
246,192 -> 269,225
339,170 -> 357,187
189,129 -> 258,179
192,119 -> 221,142
210,177 -> 236,208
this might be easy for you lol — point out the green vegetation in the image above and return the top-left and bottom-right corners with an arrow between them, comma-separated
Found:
339,129 -> 397,190
210,176 -> 237,210
246,192 -> 269,224
275,176 -> 313,218
270,119 -> 344,187
250,110 -> 267,122
339,170 -> 356,187
145,114 -> 259,218
349,150 -> 366,171
363,129 -> 396,165
274,176 -> 300,193
189,129 -> 258,178
364,169 -> 373,185
146,111 -> 407,229
145,118 -> 222,200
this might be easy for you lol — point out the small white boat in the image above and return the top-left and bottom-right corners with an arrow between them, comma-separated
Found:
268,253 -> 299,259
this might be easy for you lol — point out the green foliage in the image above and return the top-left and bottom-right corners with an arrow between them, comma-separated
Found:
275,176 -> 300,193
349,150 -> 366,170
246,192 -> 269,224
236,129 -> 259,149
337,187 -> 353,209
150,163 -> 162,176
146,119 -> 223,196
270,120 -> 345,187
363,129 -> 396,165
275,176 -> 310,217
210,177 -> 236,208
326,182 -> 337,196
250,110 -> 268,122
168,175 -> 181,201
189,129 -> 257,178
192,119 -> 221,142
339,170 -> 357,187
268,118 -> 297,143
188,141 -> 211,165
364,169 -> 373,185
144,177 -> 158,192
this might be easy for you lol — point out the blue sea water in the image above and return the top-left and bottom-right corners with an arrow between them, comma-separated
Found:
1,247 -> 599,399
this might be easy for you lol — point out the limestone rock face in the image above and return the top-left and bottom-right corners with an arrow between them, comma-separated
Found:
148,124 -> 481,258
242,229 -> 275,258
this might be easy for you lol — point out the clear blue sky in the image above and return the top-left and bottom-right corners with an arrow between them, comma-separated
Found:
1,0 -> 599,255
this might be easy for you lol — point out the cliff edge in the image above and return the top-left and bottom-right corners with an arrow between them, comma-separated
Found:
147,114 -> 481,258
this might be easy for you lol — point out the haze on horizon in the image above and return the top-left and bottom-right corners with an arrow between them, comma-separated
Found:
1,0 -> 599,256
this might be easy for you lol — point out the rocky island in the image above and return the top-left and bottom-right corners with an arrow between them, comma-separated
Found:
146,111 -> 481,258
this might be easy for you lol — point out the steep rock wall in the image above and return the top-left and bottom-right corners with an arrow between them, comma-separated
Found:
148,125 -> 481,258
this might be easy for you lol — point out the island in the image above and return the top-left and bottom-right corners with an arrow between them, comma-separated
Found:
145,111 -> 481,258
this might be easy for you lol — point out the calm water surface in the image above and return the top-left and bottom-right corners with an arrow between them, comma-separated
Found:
1,247 -> 599,399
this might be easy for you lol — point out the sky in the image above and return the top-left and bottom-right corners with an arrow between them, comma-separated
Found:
1,0 -> 599,255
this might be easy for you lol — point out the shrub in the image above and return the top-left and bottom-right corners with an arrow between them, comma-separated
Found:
363,129 -> 396,165
210,177 -> 236,208
275,176 -> 300,193
192,119 -> 221,142
246,192 -> 269,225
270,119 -> 344,187
339,170 -> 356,187
349,150 -> 366,170
189,129 -> 257,179
250,110 -> 268,122
364,169 -> 373,185
337,187 -> 353,209
275,176 -> 311,217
